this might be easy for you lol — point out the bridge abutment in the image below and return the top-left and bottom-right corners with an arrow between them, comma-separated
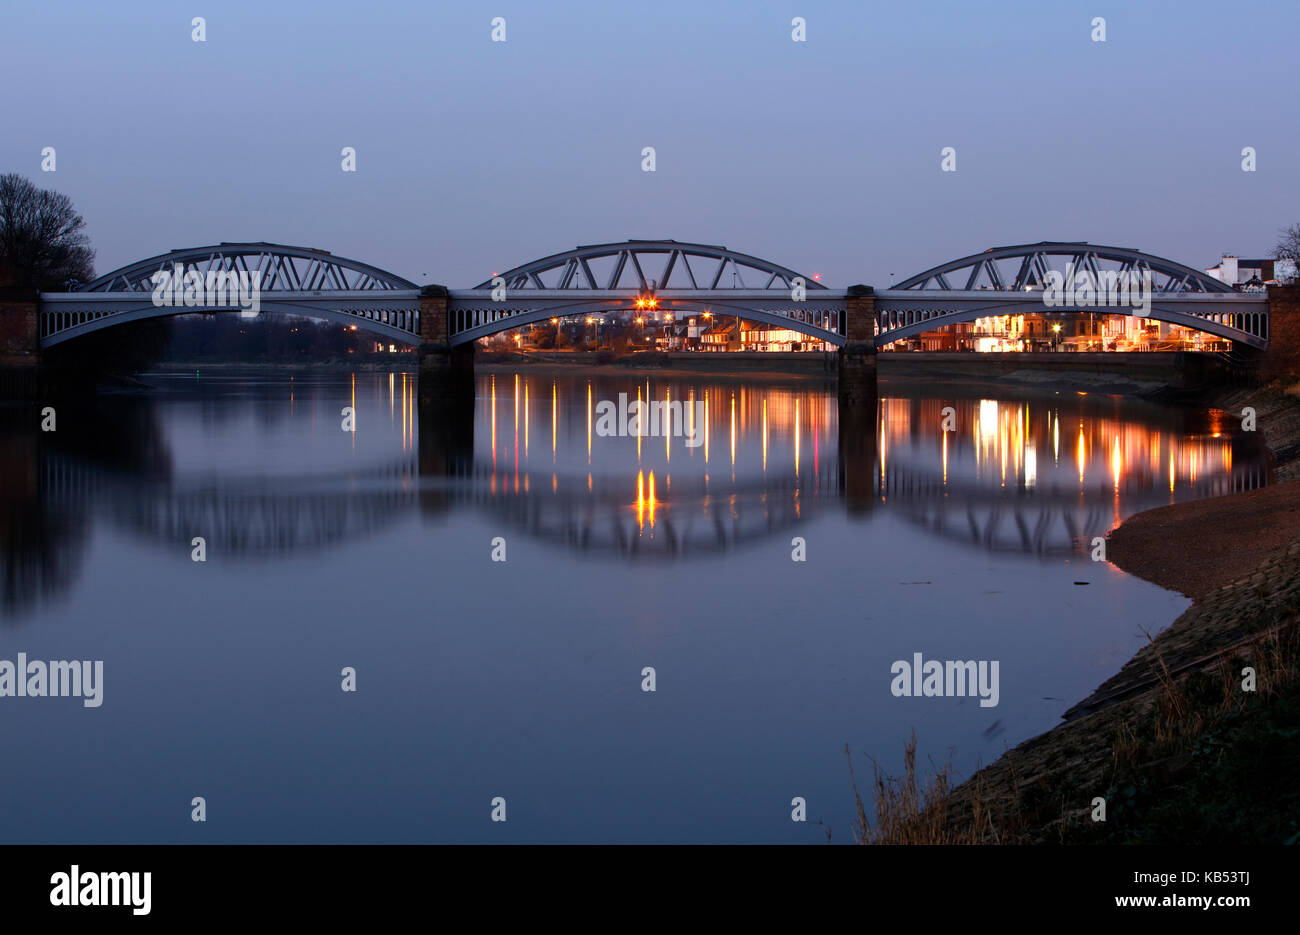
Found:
418,285 -> 474,401
0,288 -> 41,400
838,285 -> 877,408
1263,284 -> 1300,384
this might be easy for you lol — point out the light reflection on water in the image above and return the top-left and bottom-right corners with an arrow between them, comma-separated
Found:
0,368 -> 1269,843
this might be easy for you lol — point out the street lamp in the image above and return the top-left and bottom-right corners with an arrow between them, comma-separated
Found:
1052,322 -> 1062,351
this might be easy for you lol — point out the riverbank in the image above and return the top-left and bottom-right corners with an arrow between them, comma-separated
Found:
145,350 -> 1231,400
864,380 -> 1300,845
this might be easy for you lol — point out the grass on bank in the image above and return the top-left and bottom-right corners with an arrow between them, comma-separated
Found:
851,621 -> 1300,845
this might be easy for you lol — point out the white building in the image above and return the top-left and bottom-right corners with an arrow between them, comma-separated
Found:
1204,255 -> 1275,290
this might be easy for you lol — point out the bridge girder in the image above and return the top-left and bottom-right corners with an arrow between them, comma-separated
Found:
872,291 -> 1269,348
38,292 -> 422,348
77,242 -> 417,293
475,239 -> 828,293
894,242 -> 1236,294
446,289 -> 847,347
34,238 -> 1270,351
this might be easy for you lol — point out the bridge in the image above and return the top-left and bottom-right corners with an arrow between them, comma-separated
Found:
5,238 -> 1293,403
874,242 -> 1268,348
37,243 -> 423,348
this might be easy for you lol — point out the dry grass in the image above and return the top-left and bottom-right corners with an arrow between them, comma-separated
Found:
849,621 -> 1300,845
848,732 -> 985,845
1115,621 -> 1300,777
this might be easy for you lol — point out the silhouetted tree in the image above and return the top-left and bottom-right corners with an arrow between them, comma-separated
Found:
1275,224 -> 1300,262
0,174 -> 95,289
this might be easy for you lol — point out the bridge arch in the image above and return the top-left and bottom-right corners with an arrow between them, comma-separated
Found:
876,241 -> 1266,348
40,243 -> 422,347
476,239 -> 828,292
79,242 -> 417,293
452,239 -> 842,346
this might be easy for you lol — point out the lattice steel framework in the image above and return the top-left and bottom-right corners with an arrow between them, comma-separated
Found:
40,243 -> 421,347
475,239 -> 828,292
876,242 -> 1268,348
893,242 -> 1236,294
79,242 -> 417,293
451,239 -> 842,346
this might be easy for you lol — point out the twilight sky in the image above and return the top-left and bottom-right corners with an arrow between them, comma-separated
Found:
2,0 -> 1296,288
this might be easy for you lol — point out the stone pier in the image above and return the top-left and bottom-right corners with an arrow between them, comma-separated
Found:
1262,283 -> 1300,384
0,287 -> 41,400
417,284 -> 474,402
838,284 -> 877,408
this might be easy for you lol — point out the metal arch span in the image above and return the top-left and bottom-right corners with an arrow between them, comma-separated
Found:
38,292 -> 423,348
872,291 -> 1270,348
78,242 -> 418,293
40,242 -> 423,347
474,240 -> 829,292
893,242 -> 1236,294
452,240 -> 840,346
445,290 -> 847,347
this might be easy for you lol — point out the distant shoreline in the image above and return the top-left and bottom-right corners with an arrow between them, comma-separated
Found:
152,352 -> 1209,399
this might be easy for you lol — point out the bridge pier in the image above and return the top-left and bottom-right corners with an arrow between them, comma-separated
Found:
838,386 -> 879,517
417,385 -> 475,521
418,284 -> 475,402
838,284 -> 877,408
1262,284 -> 1300,384
0,287 -> 41,400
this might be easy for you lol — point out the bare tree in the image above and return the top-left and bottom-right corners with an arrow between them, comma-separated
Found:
0,173 -> 95,290
1274,224 -> 1300,262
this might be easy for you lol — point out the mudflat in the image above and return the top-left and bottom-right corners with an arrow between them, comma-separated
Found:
1107,481 -> 1300,599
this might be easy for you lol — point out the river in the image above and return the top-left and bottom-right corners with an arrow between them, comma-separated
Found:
0,367 -> 1269,842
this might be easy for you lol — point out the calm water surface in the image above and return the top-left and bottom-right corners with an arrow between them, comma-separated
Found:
0,367 -> 1269,842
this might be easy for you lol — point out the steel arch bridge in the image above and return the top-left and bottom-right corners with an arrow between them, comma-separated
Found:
40,242 -> 424,347
33,238 -> 1270,351
445,239 -> 840,347
873,242 -> 1268,348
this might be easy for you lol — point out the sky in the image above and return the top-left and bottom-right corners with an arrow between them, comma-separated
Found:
2,0 -> 1296,288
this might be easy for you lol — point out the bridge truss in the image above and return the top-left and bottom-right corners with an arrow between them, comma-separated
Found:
874,242 -> 1268,348
40,243 -> 422,347
447,239 -> 843,347
32,239 -> 1271,352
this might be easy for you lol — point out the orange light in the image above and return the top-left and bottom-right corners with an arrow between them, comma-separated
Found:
636,317 -> 644,324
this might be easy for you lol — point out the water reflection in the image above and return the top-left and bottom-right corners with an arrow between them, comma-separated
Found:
0,369 -> 1270,620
